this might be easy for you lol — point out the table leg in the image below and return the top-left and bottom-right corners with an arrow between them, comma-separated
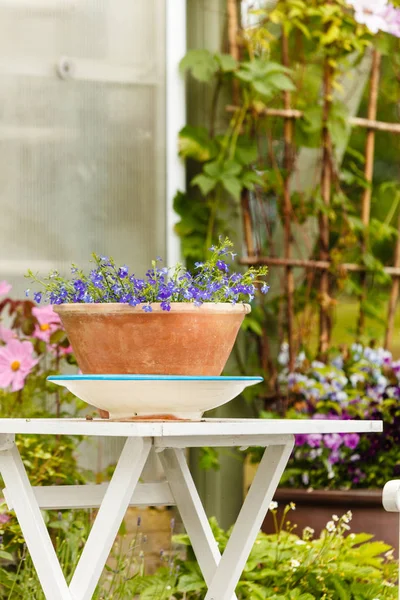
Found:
205,436 -> 294,600
69,436 -> 152,600
158,448 -> 238,600
0,439 -> 72,600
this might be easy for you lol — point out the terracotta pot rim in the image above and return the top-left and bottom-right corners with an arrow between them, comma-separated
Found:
53,302 -> 251,315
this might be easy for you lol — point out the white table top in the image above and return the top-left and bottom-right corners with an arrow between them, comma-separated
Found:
0,418 -> 383,438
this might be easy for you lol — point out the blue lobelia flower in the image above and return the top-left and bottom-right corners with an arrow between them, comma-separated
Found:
118,265 -> 129,279
33,292 -> 42,303
74,279 -> 87,293
143,304 -> 152,312
216,260 -> 229,273
261,283 -> 270,294
161,301 -> 171,311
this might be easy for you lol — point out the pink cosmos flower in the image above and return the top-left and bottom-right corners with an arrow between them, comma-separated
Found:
0,339 -> 38,391
0,325 -> 16,344
32,306 -> 62,343
0,281 -> 11,297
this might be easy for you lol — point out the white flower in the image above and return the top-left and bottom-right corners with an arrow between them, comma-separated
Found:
303,526 -> 315,537
290,558 -> 301,570
349,533 -> 356,540
350,373 -> 365,387
343,511 -> 352,523
296,539 -> 306,545
290,502 -> 296,511
326,521 -> 336,532
347,0 -> 389,33
383,581 -> 395,587
269,501 -> 278,511
332,515 -> 339,522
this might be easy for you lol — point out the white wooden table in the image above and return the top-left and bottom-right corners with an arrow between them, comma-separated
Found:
0,417 -> 382,600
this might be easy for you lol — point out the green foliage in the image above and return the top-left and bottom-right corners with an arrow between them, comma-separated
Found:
180,49 -> 237,82
135,511 -> 398,599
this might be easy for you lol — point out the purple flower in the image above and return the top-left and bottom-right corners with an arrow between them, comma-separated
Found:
323,433 -> 343,451
90,270 -> 104,289
328,449 -> 340,465
216,260 -> 229,273
295,434 -> 308,446
343,433 -> 360,450
34,292 -> 42,303
161,301 -> 171,311
73,279 -> 86,292
307,434 -> 322,448
143,305 -> 152,313
261,283 -> 270,294
118,265 -> 129,278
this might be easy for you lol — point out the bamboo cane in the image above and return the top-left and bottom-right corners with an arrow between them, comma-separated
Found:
385,210 -> 400,350
282,29 -> 295,372
226,106 -> 400,134
318,59 -> 333,356
357,49 -> 381,338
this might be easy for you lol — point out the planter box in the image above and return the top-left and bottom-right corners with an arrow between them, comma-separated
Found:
262,488 -> 398,554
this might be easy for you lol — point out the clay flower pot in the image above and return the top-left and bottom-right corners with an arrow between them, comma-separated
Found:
53,303 -> 250,376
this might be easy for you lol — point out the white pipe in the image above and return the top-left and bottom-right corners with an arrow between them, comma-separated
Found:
165,0 -> 186,267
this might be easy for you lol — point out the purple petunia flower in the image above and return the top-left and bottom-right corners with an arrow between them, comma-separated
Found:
328,449 -> 340,465
307,434 -> 323,448
295,434 -> 308,446
342,433 -> 360,450
323,433 -> 343,451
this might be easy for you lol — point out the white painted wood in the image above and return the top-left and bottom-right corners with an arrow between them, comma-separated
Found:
0,444 -> 72,600
205,437 -> 295,600
166,0 -> 186,266
158,448 -> 237,600
0,418 -> 383,437
155,434 -> 296,448
383,480 -> 400,512
4,482 -> 175,510
69,437 -> 152,600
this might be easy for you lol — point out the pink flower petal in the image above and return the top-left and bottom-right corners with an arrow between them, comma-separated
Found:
0,281 -> 11,297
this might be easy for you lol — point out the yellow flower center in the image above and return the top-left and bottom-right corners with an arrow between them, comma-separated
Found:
11,360 -> 20,372
40,323 -> 50,331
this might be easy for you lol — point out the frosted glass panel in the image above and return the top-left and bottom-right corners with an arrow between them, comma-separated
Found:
0,0 -> 166,294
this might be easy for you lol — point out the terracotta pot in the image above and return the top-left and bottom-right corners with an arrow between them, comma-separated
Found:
54,302 -> 250,376
262,488 -> 398,554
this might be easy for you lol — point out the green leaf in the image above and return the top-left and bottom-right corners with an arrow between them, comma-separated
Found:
253,81 -> 273,97
177,571 -> 206,593
179,49 -> 218,82
178,125 -> 216,162
0,550 -> 14,561
267,72 -> 296,91
235,136 -> 258,166
191,174 -> 217,196
222,176 -> 242,201
215,53 -> 237,73
241,170 -> 265,190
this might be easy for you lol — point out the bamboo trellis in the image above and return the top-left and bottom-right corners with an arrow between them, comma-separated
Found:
226,4 -> 400,370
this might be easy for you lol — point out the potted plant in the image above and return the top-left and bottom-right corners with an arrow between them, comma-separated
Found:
26,238 -> 269,376
257,343 -> 400,550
